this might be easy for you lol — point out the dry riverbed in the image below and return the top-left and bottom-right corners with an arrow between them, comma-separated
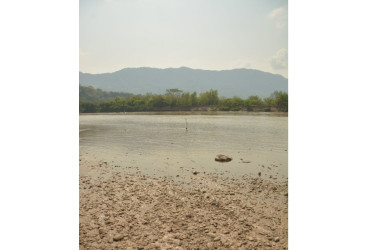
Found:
79,161 -> 288,249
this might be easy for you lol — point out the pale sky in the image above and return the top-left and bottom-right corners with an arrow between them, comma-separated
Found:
80,0 -> 288,77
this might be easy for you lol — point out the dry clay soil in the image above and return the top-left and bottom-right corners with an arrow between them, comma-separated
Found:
79,161 -> 288,249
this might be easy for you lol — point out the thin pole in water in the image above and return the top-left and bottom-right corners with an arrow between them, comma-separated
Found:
185,118 -> 188,130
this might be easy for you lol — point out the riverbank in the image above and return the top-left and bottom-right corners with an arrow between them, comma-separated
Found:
79,110 -> 288,116
79,106 -> 287,113
79,161 -> 288,249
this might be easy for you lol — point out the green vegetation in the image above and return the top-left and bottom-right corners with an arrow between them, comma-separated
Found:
79,85 -> 134,102
79,85 -> 288,113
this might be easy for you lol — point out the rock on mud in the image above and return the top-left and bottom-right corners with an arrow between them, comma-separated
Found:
215,155 -> 233,162
113,234 -> 124,241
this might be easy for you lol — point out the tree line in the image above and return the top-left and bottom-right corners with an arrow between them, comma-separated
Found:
80,85 -> 134,102
79,86 -> 288,113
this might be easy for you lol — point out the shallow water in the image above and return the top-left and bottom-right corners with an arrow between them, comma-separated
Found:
79,112 -> 288,180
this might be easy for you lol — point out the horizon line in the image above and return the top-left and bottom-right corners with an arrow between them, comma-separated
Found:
79,66 -> 287,78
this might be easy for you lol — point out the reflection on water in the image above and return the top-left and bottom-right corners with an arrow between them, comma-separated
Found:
80,112 -> 288,179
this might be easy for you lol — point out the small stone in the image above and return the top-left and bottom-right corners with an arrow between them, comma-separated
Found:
193,171 -> 199,175
274,237 -> 280,242
207,233 -> 215,238
113,234 -> 124,241
215,154 -> 232,162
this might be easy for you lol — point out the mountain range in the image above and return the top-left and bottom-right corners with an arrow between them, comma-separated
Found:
79,67 -> 287,98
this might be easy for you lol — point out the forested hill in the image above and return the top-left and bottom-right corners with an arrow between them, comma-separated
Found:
79,67 -> 287,99
79,85 -> 133,102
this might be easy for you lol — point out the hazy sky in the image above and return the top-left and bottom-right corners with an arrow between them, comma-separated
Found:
80,0 -> 288,77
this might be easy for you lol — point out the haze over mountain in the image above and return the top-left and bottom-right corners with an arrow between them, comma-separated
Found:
79,67 -> 288,98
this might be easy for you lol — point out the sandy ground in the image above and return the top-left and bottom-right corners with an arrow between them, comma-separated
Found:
79,161 -> 288,249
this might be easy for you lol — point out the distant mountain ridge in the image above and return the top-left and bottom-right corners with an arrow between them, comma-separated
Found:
79,67 -> 287,98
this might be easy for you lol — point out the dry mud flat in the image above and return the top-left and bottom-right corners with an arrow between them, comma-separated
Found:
79,163 -> 288,249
